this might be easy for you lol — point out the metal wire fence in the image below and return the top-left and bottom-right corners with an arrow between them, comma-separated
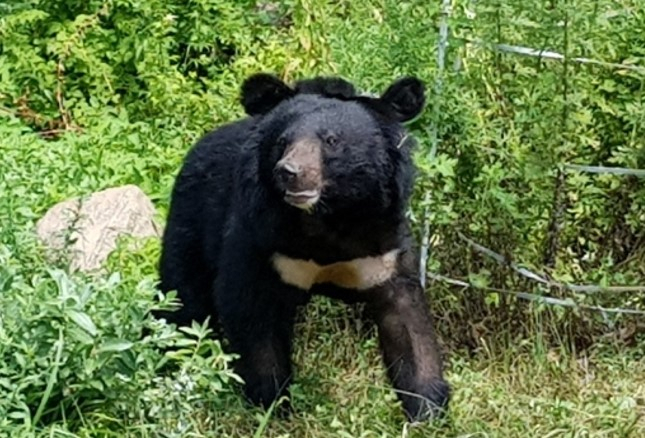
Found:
421,0 -> 645,317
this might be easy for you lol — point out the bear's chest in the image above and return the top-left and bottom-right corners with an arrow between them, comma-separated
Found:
270,250 -> 399,291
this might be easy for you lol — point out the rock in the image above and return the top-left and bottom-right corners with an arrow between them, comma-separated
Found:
36,185 -> 162,272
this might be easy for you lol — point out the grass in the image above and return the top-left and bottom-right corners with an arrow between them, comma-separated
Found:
205,305 -> 645,438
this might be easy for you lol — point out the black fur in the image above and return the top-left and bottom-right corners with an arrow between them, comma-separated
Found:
156,73 -> 449,422
241,73 -> 357,116
294,76 -> 357,99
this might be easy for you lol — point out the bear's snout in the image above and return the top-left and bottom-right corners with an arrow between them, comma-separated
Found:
274,138 -> 323,210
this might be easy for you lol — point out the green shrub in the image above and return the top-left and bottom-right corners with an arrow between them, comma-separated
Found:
0,238 -> 242,435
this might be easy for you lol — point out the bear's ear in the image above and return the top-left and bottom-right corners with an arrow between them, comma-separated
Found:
240,73 -> 295,116
295,77 -> 357,99
379,77 -> 426,122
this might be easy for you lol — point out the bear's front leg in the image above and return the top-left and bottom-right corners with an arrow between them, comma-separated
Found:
213,243 -> 304,413
230,317 -> 296,413
368,275 -> 450,422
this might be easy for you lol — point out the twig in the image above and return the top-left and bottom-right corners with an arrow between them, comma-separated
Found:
426,272 -> 645,315
470,39 -> 645,75
543,167 -> 567,268
564,164 -> 645,177
458,232 -> 645,293
56,61 -> 70,130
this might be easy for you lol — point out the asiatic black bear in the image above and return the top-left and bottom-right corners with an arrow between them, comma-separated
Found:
156,73 -> 449,422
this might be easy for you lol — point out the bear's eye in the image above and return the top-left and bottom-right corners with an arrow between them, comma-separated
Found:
324,134 -> 339,147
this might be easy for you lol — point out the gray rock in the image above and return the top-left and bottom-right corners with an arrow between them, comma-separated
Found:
36,185 -> 162,272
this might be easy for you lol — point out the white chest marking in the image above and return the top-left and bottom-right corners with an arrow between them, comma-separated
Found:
271,250 -> 400,291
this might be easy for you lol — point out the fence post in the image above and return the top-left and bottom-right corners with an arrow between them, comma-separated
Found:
420,0 -> 452,289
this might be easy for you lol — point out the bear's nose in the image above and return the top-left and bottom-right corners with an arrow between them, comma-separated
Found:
275,162 -> 300,185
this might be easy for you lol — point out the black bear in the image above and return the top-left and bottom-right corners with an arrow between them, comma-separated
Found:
156,73 -> 450,422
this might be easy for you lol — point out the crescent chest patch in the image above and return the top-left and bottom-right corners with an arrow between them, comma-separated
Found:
271,249 -> 400,291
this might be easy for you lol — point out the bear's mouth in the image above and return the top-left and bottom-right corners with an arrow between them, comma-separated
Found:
284,189 -> 320,210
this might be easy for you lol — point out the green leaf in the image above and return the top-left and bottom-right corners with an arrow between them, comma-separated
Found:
97,339 -> 135,353
67,310 -> 98,337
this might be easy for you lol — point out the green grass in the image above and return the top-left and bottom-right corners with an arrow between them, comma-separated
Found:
202,306 -> 645,438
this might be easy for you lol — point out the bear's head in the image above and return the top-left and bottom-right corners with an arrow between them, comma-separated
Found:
241,73 -> 425,215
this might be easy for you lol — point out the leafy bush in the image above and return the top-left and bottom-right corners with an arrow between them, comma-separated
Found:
0,239 -> 242,435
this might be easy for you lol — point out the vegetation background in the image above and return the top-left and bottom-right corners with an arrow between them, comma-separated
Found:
1,0 -> 644,436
